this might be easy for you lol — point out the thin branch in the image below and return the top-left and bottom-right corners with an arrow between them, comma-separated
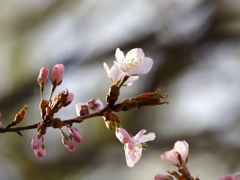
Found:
0,106 -> 111,134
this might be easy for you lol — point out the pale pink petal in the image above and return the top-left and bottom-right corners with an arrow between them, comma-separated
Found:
174,141 -> 189,163
115,127 -> 130,144
219,175 -> 233,180
137,132 -> 156,143
114,48 -> 153,76
154,174 -> 173,180
124,145 -> 142,167
161,150 -> 179,165
134,129 -> 146,142
233,172 -> 240,180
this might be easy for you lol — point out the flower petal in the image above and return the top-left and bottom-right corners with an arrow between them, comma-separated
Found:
161,150 -> 179,165
138,132 -> 156,143
174,141 -> 189,163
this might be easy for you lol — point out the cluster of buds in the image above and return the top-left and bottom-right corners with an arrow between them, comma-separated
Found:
31,64 -> 82,158
1,48 -> 169,169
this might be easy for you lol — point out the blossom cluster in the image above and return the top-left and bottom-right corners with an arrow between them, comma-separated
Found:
30,47 -> 160,166
0,48 -> 237,179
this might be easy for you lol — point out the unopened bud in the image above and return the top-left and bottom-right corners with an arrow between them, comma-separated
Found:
69,127 -> 82,143
31,133 -> 44,149
37,67 -> 49,86
34,144 -> 46,158
61,131 -> 75,152
51,64 -> 65,86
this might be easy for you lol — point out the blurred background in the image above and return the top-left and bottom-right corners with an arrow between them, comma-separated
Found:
0,0 -> 240,179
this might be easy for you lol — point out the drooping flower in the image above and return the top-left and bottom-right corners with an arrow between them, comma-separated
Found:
103,63 -> 138,86
34,144 -> 46,158
123,129 -> 156,167
31,133 -> 44,149
69,127 -> 82,143
51,64 -> 65,86
161,140 -> 189,165
37,67 -> 49,86
219,172 -> 240,180
114,48 -> 153,76
61,131 -> 75,152
154,174 -> 173,180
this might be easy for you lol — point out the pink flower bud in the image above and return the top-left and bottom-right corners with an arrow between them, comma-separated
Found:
37,67 -> 49,86
0,122 -> 2,128
161,140 -> 189,165
62,93 -> 74,107
51,64 -> 65,86
154,174 -> 173,180
115,127 -> 130,144
61,131 -> 75,152
69,127 -> 82,143
31,133 -> 44,149
34,144 -> 46,158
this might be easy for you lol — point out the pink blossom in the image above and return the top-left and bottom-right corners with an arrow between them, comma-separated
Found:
87,99 -> 104,111
34,144 -> 46,158
69,127 -> 82,143
219,172 -> 240,180
124,129 -> 155,167
115,127 -> 130,144
37,67 -> 49,86
31,133 -> 44,149
51,64 -> 65,86
75,103 -> 90,116
103,63 -> 139,86
114,48 -> 153,76
161,140 -> 189,165
61,131 -> 75,152
0,122 -> 2,128
154,174 -> 173,180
